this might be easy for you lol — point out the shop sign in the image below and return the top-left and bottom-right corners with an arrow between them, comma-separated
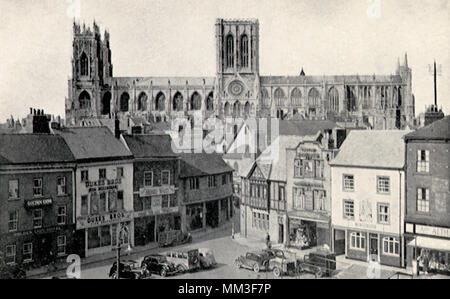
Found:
139,185 -> 175,197
293,181 -> 324,189
85,178 -> 122,188
133,206 -> 179,218
296,146 -> 321,159
76,211 -> 133,229
415,224 -> 450,239
24,198 -> 53,209
12,226 -> 62,237
354,222 -> 377,229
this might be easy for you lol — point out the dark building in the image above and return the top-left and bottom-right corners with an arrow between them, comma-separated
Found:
122,134 -> 181,246
0,134 -> 76,267
179,153 -> 234,232
404,116 -> 450,275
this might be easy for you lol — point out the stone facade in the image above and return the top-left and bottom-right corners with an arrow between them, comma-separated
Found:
66,19 -> 415,130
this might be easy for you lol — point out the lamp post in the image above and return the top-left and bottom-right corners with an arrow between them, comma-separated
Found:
116,223 -> 131,280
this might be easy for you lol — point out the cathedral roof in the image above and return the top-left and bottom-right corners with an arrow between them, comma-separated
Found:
260,74 -> 403,85
113,76 -> 216,88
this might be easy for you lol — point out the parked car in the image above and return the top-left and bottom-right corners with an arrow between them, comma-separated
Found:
141,254 -> 177,277
198,248 -> 217,269
108,260 -> 148,279
296,249 -> 336,278
163,249 -> 200,273
0,263 -> 26,279
264,249 -> 296,277
234,251 -> 273,273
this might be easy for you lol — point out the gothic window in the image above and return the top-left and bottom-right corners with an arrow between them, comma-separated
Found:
224,102 -> 231,116
346,86 -> 356,112
261,88 -> 270,107
120,92 -> 129,112
397,87 -> 402,107
240,34 -> 249,68
244,101 -> 251,116
101,92 -> 111,115
327,87 -> 339,112
380,87 -> 386,110
80,52 -> 89,77
137,92 -> 148,111
291,88 -> 302,106
156,92 -> 166,111
274,88 -> 285,107
233,101 -> 241,117
308,88 -> 320,107
173,91 -> 183,111
363,86 -> 369,109
79,90 -> 91,109
206,92 -> 214,111
226,34 -> 234,68
191,92 -> 201,110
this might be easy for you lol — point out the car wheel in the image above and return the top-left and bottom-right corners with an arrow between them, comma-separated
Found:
273,267 -> 281,278
234,261 -> 242,269
253,264 -> 260,273
111,272 -> 118,279
315,270 -> 323,278
177,264 -> 186,273
160,268 -> 167,277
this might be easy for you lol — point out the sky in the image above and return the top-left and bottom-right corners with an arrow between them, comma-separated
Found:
0,0 -> 448,122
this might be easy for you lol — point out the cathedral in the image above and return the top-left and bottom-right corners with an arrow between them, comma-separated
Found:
66,19 -> 415,130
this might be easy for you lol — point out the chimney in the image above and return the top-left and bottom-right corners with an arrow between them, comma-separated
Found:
114,117 -> 120,139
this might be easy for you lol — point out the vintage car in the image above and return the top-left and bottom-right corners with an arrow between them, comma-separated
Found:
264,249 -> 297,277
108,260 -> 148,279
234,251 -> 273,273
163,249 -> 200,273
140,254 -> 177,277
296,249 -> 337,278
198,248 -> 217,269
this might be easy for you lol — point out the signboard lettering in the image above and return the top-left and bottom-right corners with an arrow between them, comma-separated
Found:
139,185 -> 175,197
415,224 -> 450,238
76,211 -> 133,229
25,198 -> 53,209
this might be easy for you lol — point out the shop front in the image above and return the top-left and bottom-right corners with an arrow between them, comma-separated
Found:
287,211 -> 330,249
186,203 -> 204,231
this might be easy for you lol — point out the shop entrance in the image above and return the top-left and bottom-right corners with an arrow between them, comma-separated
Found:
369,234 -> 379,258
206,200 -> 219,228
37,234 -> 53,265
334,229 -> 345,255
278,224 -> 284,244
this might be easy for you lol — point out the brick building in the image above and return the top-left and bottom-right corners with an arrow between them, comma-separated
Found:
404,116 -> 450,275
0,134 -> 76,267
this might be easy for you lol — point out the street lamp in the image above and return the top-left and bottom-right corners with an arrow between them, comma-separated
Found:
116,223 -> 131,279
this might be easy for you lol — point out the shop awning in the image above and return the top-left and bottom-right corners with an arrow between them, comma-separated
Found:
407,236 -> 450,252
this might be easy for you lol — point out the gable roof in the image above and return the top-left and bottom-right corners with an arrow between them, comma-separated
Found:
123,134 -> 178,158
0,134 -> 75,165
55,127 -> 132,161
404,116 -> 450,140
330,130 -> 411,169
179,153 -> 233,178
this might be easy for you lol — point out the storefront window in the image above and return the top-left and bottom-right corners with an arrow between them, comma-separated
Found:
383,237 -> 399,255
350,232 -> 366,250
187,204 -> 203,230
417,248 -> 450,274
88,227 -> 100,249
289,220 -> 316,249
100,225 -> 111,247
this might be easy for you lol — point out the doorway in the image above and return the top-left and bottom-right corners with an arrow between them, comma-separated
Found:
278,224 -> 284,244
334,229 -> 345,255
369,233 -> 379,260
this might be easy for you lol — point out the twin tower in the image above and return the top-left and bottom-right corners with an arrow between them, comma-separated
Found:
66,19 -> 414,130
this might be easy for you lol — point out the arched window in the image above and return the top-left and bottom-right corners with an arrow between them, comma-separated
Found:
191,92 -> 201,110
244,101 -> 250,116
120,92 -> 129,112
101,92 -> 111,115
173,91 -> 183,111
137,92 -> 148,111
327,87 -> 339,112
274,88 -> 285,107
224,102 -> 231,117
261,88 -> 270,107
206,92 -> 214,111
397,87 -> 402,107
80,52 -> 89,76
346,86 -> 356,112
240,35 -> 249,68
156,92 -> 165,111
233,101 -> 241,117
79,90 -> 91,109
226,34 -> 234,68
308,88 -> 320,107
291,88 -> 302,106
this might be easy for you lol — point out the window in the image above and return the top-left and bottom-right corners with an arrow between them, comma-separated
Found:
57,177 -> 67,195
8,180 -> 19,199
8,211 -> 18,232
208,176 -> 217,188
350,232 -> 366,250
377,203 -> 389,224
343,200 -> 354,219
417,188 -> 429,212
252,211 -> 269,231
315,160 -> 324,179
162,170 -> 170,186
5,245 -> 16,264
81,195 -> 88,215
90,192 -> 99,214
293,188 -> 306,210
189,177 -> 200,190
222,174 -> 227,185
99,168 -> 106,180
417,150 -> 429,173
377,176 -> 390,194
313,190 -> 326,211
162,195 -> 169,208
33,209 -> 43,229
383,237 -> 399,255
33,178 -> 43,197
109,190 -> 118,211
144,171 -> 153,187
343,174 -> 354,191
116,167 -> 124,179
279,186 -> 285,201
23,243 -> 33,262
57,206 -> 66,225
117,191 -> 124,210
240,34 -> 249,68
80,52 -> 88,76
294,159 -> 303,177
57,236 -> 66,256
81,170 -> 89,182
226,34 -> 234,68
99,192 -> 107,213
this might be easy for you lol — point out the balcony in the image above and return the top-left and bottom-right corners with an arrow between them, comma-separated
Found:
270,200 -> 286,211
